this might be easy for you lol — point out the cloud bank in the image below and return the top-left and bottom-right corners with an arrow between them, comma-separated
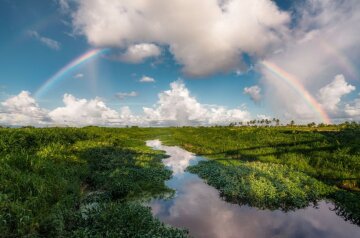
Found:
0,81 -> 250,127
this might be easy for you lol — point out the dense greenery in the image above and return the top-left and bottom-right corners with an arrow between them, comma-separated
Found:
163,125 -> 360,189
188,161 -> 333,210
0,127 -> 188,237
1,124 -> 359,236
161,125 -> 360,225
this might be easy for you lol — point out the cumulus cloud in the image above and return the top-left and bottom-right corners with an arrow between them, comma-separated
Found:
143,80 -> 250,126
244,85 -> 262,103
345,96 -> 360,119
318,75 -> 355,113
71,0 -> 290,76
0,91 -> 50,126
28,30 -> 61,50
139,76 -> 155,83
260,0 -> 360,122
0,81 -> 250,127
48,95 -> 142,126
49,94 -> 122,126
115,91 -> 139,100
119,43 -> 161,63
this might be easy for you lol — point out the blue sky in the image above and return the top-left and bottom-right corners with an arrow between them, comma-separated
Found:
0,0 -> 359,126
0,1 -> 263,109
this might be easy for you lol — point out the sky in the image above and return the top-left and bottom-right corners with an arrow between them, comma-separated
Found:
0,0 -> 360,127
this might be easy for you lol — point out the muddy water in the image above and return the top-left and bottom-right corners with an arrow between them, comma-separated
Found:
146,140 -> 360,238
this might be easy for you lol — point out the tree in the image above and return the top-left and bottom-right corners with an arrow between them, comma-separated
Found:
276,119 -> 280,126
307,122 -> 316,127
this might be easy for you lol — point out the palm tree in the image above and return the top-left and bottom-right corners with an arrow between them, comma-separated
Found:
290,120 -> 295,126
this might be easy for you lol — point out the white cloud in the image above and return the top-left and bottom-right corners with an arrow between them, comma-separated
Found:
119,43 -> 161,63
318,75 -> 355,113
0,91 -> 50,126
0,82 -> 251,127
139,76 -> 155,83
143,80 -> 208,125
49,95 -> 142,126
115,91 -> 139,100
49,94 -> 122,126
244,85 -> 262,103
28,30 -> 61,50
143,80 -> 250,126
257,114 -> 271,120
73,73 -> 84,79
71,0 -> 290,76
345,97 -> 360,119
260,0 -> 360,122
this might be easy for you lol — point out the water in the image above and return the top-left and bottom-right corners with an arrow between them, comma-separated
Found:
146,140 -> 360,238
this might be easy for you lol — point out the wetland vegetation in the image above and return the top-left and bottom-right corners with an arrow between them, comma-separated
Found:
0,123 -> 359,236
162,124 -> 360,225
0,127 -> 188,237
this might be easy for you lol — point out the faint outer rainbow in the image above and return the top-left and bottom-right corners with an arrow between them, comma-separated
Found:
261,60 -> 331,124
318,40 -> 358,80
34,48 -> 108,98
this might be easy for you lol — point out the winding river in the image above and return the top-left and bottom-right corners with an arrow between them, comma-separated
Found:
146,140 -> 360,238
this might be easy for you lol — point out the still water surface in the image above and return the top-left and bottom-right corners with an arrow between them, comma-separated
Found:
146,140 -> 360,238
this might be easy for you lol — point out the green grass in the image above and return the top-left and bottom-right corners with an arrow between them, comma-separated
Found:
1,124 -> 359,236
188,160 -> 334,211
161,125 -> 360,225
161,126 -> 360,188
0,127 -> 188,237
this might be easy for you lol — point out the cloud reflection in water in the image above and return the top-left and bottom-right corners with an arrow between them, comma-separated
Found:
147,140 -> 360,238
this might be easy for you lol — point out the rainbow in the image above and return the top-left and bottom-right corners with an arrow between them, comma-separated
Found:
261,60 -> 331,124
34,48 -> 108,98
318,40 -> 358,80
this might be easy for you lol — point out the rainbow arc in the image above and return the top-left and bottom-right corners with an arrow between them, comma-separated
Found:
35,48 -> 108,98
261,60 -> 331,124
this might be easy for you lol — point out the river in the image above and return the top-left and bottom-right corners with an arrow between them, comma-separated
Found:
146,140 -> 360,238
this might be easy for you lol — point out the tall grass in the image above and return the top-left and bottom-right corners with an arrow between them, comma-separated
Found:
162,125 -> 360,225
0,127 -> 188,237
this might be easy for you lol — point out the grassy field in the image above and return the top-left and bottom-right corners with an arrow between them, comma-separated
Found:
0,124 -> 359,236
0,127 -> 188,237
161,124 -> 360,224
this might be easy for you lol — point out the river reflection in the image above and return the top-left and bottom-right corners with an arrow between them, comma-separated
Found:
147,140 -> 360,238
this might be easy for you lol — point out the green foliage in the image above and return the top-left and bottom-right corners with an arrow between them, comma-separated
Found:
162,126 -> 360,188
1,125 -> 359,236
162,126 -> 360,225
0,127 -> 188,237
188,160 -> 334,211
70,202 -> 188,237
331,190 -> 360,225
